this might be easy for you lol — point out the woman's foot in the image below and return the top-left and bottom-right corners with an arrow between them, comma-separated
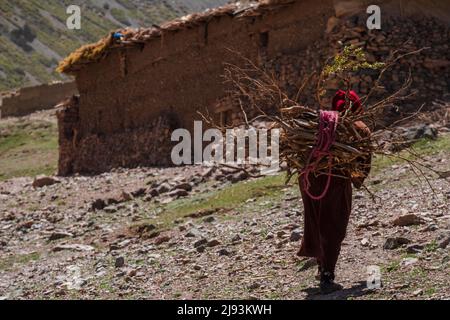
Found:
319,271 -> 343,294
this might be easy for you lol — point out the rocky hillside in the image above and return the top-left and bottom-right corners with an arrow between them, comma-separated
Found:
0,0 -> 228,91
0,107 -> 449,299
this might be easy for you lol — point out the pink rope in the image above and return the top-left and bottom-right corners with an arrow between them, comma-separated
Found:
300,110 -> 339,200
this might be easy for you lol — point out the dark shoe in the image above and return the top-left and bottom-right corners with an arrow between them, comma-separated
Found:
320,271 -> 343,294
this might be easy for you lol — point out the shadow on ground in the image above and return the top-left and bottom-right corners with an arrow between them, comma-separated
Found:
302,281 -> 372,300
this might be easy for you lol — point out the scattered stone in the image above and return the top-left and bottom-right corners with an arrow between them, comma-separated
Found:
146,180 -> 159,188
194,239 -> 208,248
207,239 -> 221,247
229,171 -> 248,183
383,237 -> 411,250
422,223 -> 439,232
356,220 -> 379,230
412,289 -> 423,296
406,244 -> 424,254
401,257 -> 419,267
91,199 -> 106,211
202,167 -> 215,178
104,205 -> 117,213
248,282 -> 260,290
289,229 -> 302,242
371,179 -> 383,185
147,188 -> 159,197
231,234 -> 242,242
143,195 -> 153,202
115,257 -> 125,268
214,174 -> 226,181
172,183 -> 192,192
190,176 -> 204,186
361,238 -> 370,247
16,221 -> 33,230
32,176 -> 60,188
265,233 -> 274,240
277,230 -> 286,238
131,188 -> 146,198
154,235 -> 171,245
392,214 -> 424,226
437,233 -> 450,249
127,269 -> 137,277
218,249 -> 231,256
196,245 -> 206,253
53,244 -> 95,252
157,183 -> 171,194
185,228 -> 203,238
119,191 -> 133,202
203,216 -> 215,223
168,189 -> 189,198
187,209 -> 216,219
132,223 -> 156,236
49,231 -> 73,241
401,124 -> 438,142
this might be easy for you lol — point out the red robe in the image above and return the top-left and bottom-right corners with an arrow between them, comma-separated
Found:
298,173 -> 352,273
297,121 -> 371,274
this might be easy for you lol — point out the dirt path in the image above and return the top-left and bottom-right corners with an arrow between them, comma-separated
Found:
0,133 -> 449,300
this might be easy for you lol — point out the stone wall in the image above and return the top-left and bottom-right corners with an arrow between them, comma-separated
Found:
0,81 -> 78,118
262,14 -> 450,111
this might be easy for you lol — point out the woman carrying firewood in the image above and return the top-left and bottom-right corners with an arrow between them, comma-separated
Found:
297,90 -> 372,294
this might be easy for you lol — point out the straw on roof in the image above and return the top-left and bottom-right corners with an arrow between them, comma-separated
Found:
57,0 -> 296,74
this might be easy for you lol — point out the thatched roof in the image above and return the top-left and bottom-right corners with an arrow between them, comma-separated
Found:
57,0 -> 296,74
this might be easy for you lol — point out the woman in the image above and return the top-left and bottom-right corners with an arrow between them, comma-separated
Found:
297,90 -> 371,294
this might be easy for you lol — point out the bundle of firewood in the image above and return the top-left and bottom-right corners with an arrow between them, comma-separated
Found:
275,105 -> 374,180
198,47 -> 439,192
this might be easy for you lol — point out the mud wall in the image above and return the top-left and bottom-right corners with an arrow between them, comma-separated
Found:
57,95 -> 175,175
0,81 -> 78,118
59,0 -> 334,175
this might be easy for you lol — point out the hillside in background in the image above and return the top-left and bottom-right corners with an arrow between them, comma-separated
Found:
0,0 -> 228,91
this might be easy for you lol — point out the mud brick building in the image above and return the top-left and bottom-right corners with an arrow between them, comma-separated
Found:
57,0 -> 450,175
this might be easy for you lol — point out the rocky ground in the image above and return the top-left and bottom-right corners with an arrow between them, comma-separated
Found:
0,113 -> 449,300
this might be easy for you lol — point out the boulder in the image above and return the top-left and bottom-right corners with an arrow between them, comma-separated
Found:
383,237 -> 411,250
32,176 -> 60,188
157,183 -> 171,194
229,171 -> 249,183
401,124 -> 438,141
48,231 -> 73,241
194,238 -> 208,248
392,214 -> 424,227
207,239 -> 221,247
168,189 -> 189,198
52,244 -> 95,252
172,182 -> 192,192
289,229 -> 302,242
131,188 -> 146,198
154,235 -> 171,245
91,199 -> 106,211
